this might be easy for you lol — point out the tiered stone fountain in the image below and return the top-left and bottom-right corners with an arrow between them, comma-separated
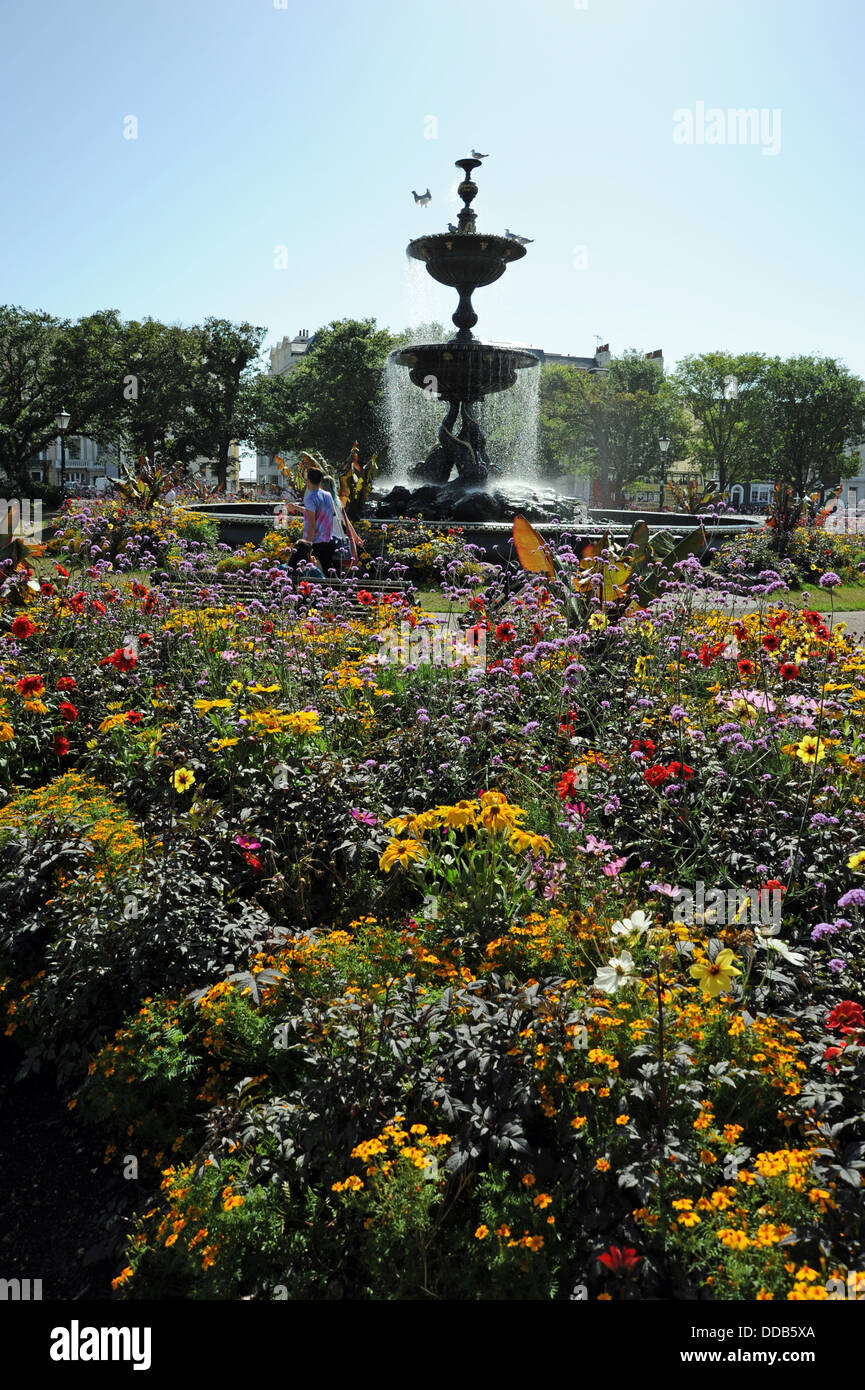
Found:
374,157 -> 587,525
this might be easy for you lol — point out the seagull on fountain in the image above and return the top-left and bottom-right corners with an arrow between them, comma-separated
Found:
504,229 -> 534,244
471,150 -> 489,159
412,188 -> 431,207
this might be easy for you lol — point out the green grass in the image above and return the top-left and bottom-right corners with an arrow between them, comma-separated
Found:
415,588 -> 468,615
787,583 -> 865,612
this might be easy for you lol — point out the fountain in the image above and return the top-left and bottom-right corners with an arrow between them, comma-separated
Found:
375,157 -> 586,525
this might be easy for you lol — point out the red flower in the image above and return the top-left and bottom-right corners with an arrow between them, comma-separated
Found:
769,610 -> 788,629
557,768 -> 580,800
298,581 -> 311,596
824,1045 -> 846,1063
55,564 -> 70,580
40,581 -> 54,596
10,615 -> 36,639
630,738 -> 656,756
495,621 -> 517,643
91,599 -> 106,615
52,733 -> 69,757
761,633 -> 781,652
68,591 -> 86,614
59,701 -> 78,722
667,761 -> 694,781
826,1001 -> 865,1033
733,622 -> 748,642
132,581 -> 148,598
138,632 -> 153,646
779,662 -> 800,681
243,851 -> 262,872
261,621 -> 274,634
468,596 -> 485,613
16,675 -> 44,697
598,1245 -> 640,1274
99,647 -> 137,672
125,710 -> 143,725
643,764 -> 671,788
737,659 -> 756,678
802,610 -> 821,628
142,592 -> 158,613
698,641 -> 725,668
356,590 -> 374,606
55,676 -> 76,691
511,656 -> 524,677
814,623 -> 831,641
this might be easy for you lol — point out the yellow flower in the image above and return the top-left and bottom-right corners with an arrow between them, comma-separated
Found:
0,723 -> 14,742
474,1225 -> 489,1240
441,801 -> 477,830
379,838 -> 428,873
847,850 -> 865,871
173,767 -> 195,793
689,949 -> 742,998
717,1228 -> 750,1249
795,735 -> 826,765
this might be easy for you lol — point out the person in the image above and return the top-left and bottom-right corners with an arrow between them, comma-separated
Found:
322,474 -> 360,572
286,466 -> 336,577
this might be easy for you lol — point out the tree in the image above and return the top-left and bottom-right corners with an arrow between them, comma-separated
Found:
113,318 -> 201,471
280,318 -> 398,466
239,371 -> 295,460
669,352 -> 769,494
0,305 -> 66,490
185,318 -> 267,488
750,356 -> 865,497
50,309 -> 126,454
539,351 -> 688,507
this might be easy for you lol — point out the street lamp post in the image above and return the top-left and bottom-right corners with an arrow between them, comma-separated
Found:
55,409 -> 71,493
658,437 -> 670,511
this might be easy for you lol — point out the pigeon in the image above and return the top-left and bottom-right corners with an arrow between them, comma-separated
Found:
471,150 -> 489,159
447,222 -> 458,232
505,229 -> 533,244
412,188 -> 431,207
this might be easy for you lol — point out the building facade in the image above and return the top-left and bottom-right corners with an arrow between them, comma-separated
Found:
256,330 -> 313,489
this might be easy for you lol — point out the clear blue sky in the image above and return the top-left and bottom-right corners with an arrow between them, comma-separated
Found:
1,0 -> 863,376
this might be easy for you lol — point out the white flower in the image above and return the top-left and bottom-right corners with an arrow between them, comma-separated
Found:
760,937 -> 806,966
611,909 -> 653,938
594,951 -> 636,994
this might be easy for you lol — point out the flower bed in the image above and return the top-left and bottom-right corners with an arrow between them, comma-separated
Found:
1,502 -> 863,1300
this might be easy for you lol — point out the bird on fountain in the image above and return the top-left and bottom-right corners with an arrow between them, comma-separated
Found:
412,188 -> 431,206
504,229 -> 533,244
471,149 -> 489,159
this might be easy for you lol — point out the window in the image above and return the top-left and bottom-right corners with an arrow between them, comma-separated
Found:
751,484 -> 773,506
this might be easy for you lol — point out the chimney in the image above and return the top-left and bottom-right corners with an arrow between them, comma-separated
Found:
595,343 -> 611,367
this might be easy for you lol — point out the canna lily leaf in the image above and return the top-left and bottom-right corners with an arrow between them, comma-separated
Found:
512,515 -> 555,578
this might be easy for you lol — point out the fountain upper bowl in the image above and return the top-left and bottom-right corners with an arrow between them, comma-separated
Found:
407,232 -> 526,289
